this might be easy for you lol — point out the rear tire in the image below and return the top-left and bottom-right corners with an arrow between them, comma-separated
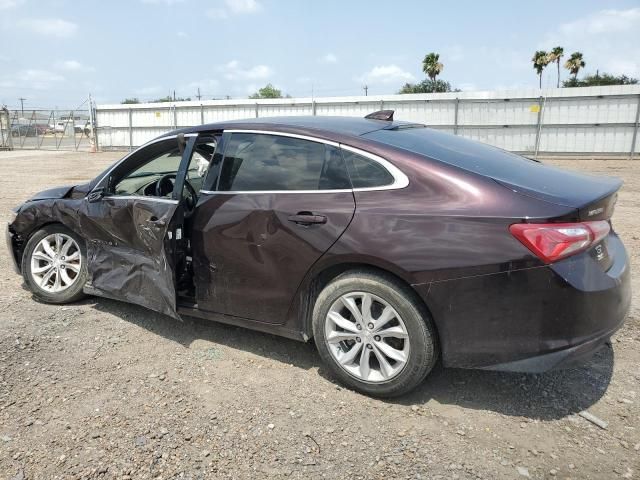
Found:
312,270 -> 438,397
21,224 -> 88,304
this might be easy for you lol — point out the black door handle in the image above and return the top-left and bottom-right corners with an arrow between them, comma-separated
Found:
287,212 -> 327,225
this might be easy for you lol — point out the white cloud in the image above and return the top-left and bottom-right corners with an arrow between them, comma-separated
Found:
225,0 -> 261,14
207,0 -> 261,19
55,60 -> 95,72
19,18 -> 78,38
177,31 -> 188,38
558,8 -> 640,36
319,53 -> 338,64
0,69 -> 65,90
140,0 -> 186,5
220,60 -> 273,80
0,0 -> 24,9
541,8 -> 640,79
359,65 -> 416,85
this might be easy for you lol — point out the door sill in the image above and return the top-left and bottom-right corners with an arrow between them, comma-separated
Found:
175,305 -> 307,342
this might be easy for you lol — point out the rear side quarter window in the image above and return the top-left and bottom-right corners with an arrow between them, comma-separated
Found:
342,149 -> 395,189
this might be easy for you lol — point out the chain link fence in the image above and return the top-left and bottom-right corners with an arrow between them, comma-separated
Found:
0,103 -> 96,152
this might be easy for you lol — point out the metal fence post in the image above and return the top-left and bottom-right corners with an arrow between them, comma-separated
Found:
312,100 -> 316,116
128,108 -> 133,151
255,103 -> 259,118
454,98 -> 459,135
534,96 -> 546,158
630,94 -> 640,160
200,104 -> 204,125
0,107 -> 9,150
173,105 -> 178,129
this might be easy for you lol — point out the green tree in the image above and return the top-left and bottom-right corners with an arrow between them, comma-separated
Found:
121,98 -> 140,104
532,50 -> 550,88
152,95 -> 191,103
563,72 -> 638,87
547,46 -> 564,88
422,52 -> 444,81
249,83 -> 283,99
564,52 -> 585,80
398,79 -> 452,94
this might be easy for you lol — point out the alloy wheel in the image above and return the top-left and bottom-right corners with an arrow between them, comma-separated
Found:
324,292 -> 410,383
30,233 -> 82,293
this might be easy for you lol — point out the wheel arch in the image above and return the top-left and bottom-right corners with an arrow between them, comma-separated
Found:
10,218 -> 81,273
291,259 -> 441,348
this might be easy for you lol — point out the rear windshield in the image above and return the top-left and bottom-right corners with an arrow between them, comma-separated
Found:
364,126 -> 539,179
364,126 -> 620,206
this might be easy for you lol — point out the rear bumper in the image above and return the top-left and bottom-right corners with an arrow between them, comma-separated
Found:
479,324 -> 615,373
415,233 -> 631,371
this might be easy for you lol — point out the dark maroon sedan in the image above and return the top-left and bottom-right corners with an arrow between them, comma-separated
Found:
6,112 -> 631,396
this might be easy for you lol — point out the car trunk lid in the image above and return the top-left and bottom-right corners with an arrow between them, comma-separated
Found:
493,170 -> 621,220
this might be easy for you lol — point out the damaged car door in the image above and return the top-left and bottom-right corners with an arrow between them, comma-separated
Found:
81,136 -> 195,318
190,131 -> 356,324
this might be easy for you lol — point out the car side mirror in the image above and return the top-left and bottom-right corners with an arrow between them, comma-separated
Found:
87,187 -> 105,203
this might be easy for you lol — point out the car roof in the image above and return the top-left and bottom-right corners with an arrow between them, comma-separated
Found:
163,116 -> 420,141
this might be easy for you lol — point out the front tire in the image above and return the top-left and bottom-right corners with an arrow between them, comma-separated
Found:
21,224 -> 88,304
312,270 -> 438,397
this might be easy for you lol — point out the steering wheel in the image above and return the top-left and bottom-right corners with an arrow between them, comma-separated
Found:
155,174 -> 197,213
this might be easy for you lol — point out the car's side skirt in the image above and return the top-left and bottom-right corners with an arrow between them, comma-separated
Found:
176,305 -> 309,342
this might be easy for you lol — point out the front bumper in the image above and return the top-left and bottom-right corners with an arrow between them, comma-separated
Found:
6,222 -> 21,274
415,233 -> 631,371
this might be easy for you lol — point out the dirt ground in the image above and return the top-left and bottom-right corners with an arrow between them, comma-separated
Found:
0,150 -> 638,480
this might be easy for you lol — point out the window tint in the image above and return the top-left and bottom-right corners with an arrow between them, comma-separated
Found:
114,148 -> 182,197
186,140 -> 217,195
218,133 -> 350,191
342,150 -> 394,188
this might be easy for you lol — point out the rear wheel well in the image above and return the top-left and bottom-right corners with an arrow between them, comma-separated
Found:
304,263 -> 439,344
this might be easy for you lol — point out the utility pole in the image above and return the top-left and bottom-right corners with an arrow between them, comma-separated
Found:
196,87 -> 202,101
363,85 -> 368,96
19,97 -> 26,114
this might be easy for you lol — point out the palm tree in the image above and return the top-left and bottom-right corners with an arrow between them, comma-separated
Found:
422,53 -> 444,81
564,52 -> 586,80
547,46 -> 564,88
532,50 -> 550,88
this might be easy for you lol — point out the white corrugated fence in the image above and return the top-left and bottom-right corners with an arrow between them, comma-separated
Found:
95,85 -> 640,157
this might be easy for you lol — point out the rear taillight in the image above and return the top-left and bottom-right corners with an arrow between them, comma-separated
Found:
509,220 -> 610,264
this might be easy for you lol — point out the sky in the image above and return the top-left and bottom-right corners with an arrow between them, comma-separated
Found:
0,0 -> 639,109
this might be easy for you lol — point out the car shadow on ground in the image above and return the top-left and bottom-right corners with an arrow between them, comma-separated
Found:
85,297 -> 614,421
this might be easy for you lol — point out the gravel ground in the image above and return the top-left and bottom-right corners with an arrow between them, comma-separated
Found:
0,150 -> 638,480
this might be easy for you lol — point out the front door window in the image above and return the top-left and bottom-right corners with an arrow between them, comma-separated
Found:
114,147 -> 182,197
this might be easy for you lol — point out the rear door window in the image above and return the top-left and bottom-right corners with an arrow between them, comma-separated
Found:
218,133 -> 350,191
